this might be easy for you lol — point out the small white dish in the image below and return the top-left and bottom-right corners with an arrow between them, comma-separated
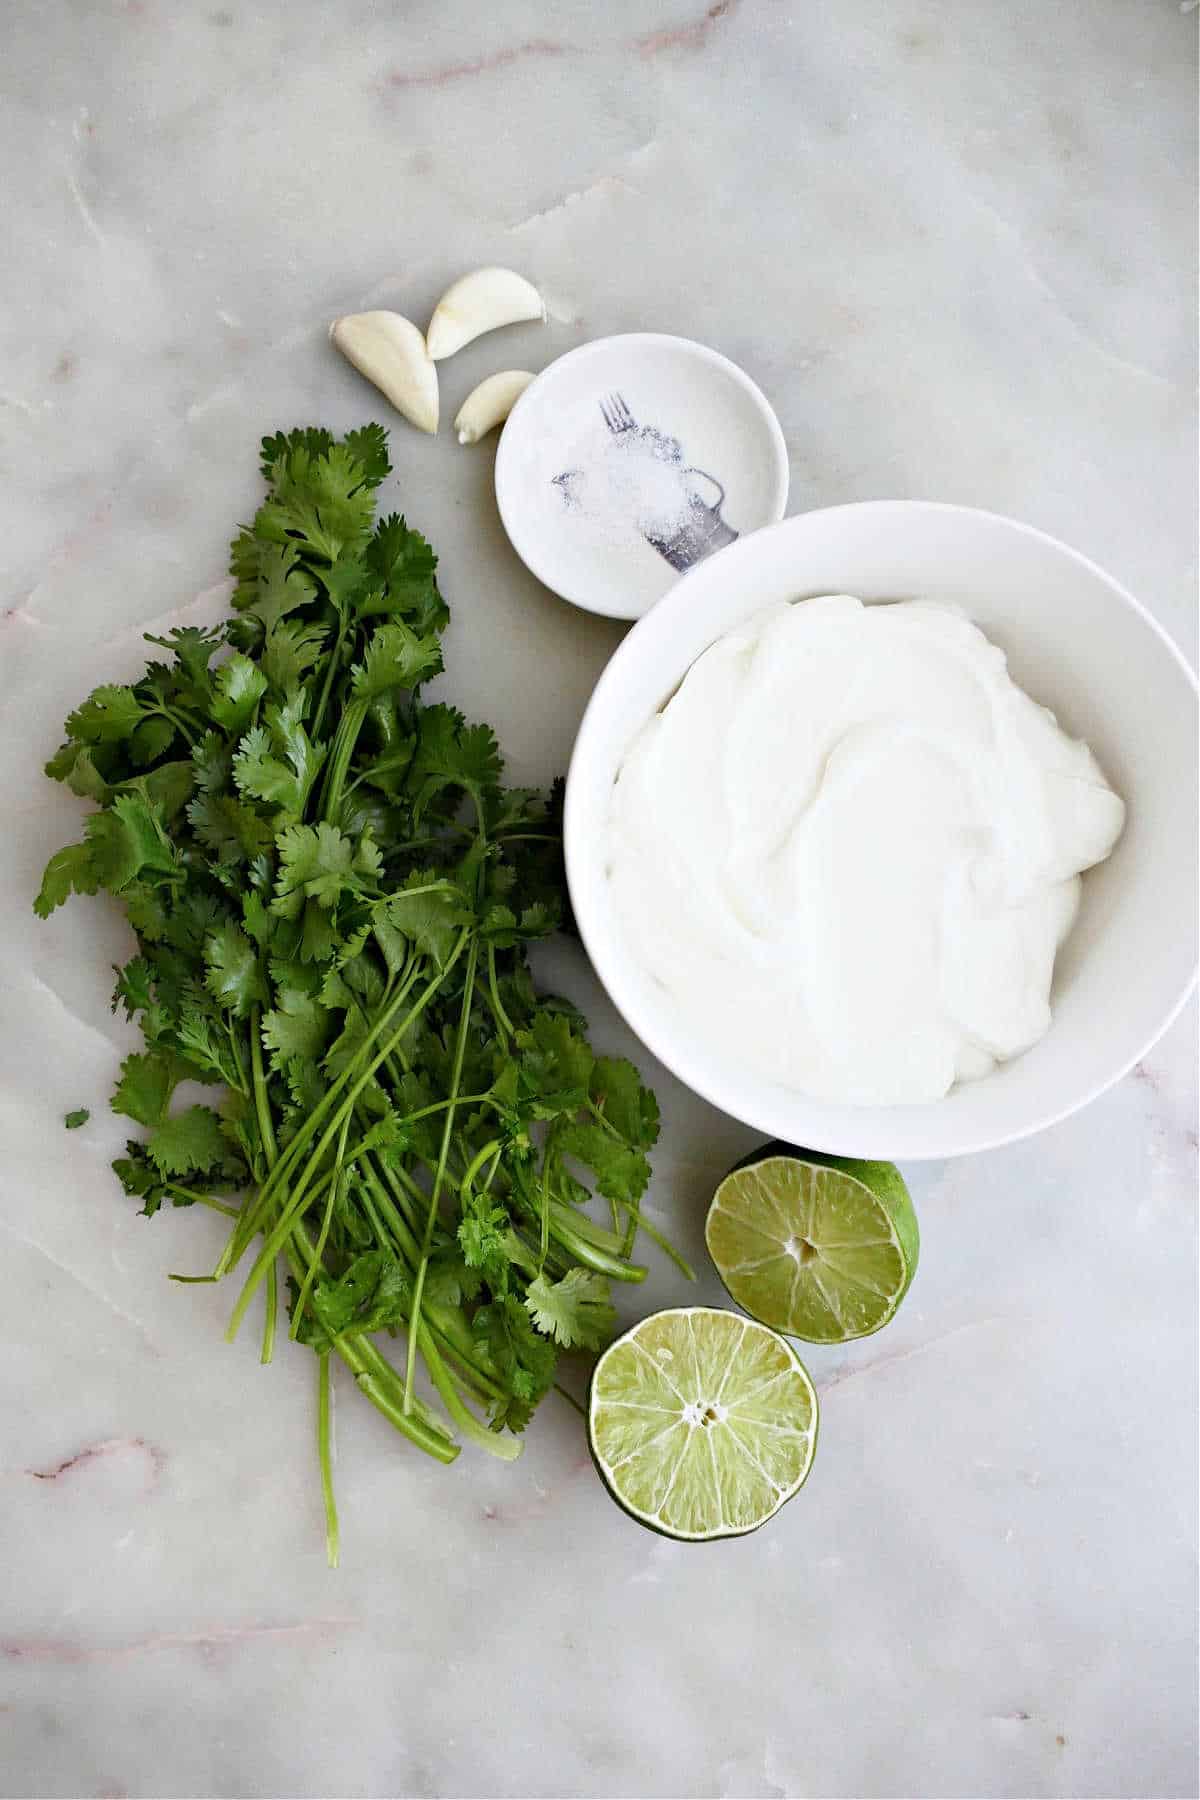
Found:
494,333 -> 789,621
565,503 -> 1199,1161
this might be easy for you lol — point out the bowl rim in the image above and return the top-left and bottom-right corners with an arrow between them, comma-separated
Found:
564,499 -> 1199,1159
493,331 -> 790,621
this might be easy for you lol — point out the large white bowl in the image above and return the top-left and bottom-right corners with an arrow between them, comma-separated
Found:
565,503 -> 1199,1160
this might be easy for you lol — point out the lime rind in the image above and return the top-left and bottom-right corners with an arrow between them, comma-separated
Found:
707,1151 -> 919,1344
588,1306 -> 818,1541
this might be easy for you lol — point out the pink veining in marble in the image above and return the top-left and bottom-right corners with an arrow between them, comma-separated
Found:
23,1435 -> 164,1489
387,38 -> 569,91
635,0 -> 737,57
1,1617 -> 358,1664
384,2 -> 738,90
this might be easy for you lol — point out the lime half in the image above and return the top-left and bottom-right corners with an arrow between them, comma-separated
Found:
706,1149 -> 919,1343
588,1306 -> 818,1540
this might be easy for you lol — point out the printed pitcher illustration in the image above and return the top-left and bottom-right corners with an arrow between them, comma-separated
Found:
553,392 -> 739,573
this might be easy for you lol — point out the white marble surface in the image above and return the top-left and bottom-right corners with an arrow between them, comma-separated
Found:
2,3 -> 1197,1797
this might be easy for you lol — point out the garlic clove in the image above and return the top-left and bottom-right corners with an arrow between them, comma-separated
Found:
454,370 -> 535,445
329,311 -> 439,434
426,267 -> 545,362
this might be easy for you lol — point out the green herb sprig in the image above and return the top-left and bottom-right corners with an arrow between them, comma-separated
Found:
36,425 -> 683,1561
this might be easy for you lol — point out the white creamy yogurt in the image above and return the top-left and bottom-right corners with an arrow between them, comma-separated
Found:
606,595 -> 1126,1105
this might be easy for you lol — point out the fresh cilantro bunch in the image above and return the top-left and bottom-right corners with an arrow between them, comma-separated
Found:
36,425 -> 682,1561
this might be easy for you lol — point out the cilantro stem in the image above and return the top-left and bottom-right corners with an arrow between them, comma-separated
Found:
222,960 -> 424,1269
404,936 -> 479,1414
358,1158 -> 502,1402
317,1352 -> 339,1569
318,695 -> 368,821
289,1115 -> 347,1341
249,1006 -> 278,1170
161,705 -> 200,748
610,1199 -> 696,1281
166,1184 -> 240,1217
284,1227 -> 458,1464
260,1088 -> 459,1470
261,1259 -> 278,1365
343,1092 -> 497,1155
359,1154 -> 498,1380
539,1158 -> 552,1272
225,944 -> 467,1336
226,1022 -> 249,1099
360,1140 -> 424,1234
583,1100 -> 626,1238
352,1367 -> 455,1451
547,1202 -> 625,1253
355,1176 -> 392,1252
459,1138 -> 502,1203
419,1325 -> 520,1460
548,1210 -> 648,1283
485,945 -> 515,1040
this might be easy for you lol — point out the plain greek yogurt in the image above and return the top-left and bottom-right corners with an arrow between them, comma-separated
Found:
606,595 -> 1126,1105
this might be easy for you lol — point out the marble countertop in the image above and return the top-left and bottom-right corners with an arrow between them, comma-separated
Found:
2,3 -> 1196,1796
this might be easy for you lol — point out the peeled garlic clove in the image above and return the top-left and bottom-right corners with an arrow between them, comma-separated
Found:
426,267 -> 545,361
454,370 -> 535,445
329,310 -> 439,434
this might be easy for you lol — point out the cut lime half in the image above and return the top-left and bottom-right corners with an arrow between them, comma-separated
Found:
588,1306 -> 818,1541
706,1149 -> 919,1343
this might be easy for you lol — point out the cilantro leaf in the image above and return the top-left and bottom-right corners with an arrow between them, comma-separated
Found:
261,618 -> 329,693
85,794 -> 177,893
129,716 -> 177,767
231,539 -> 318,631
47,740 -> 111,802
383,873 -> 470,970
272,822 -> 361,915
177,1007 -> 242,1086
255,442 -> 378,564
557,1120 -> 651,1207
242,891 -> 272,946
408,707 -> 503,814
360,515 -> 447,633
187,790 -> 275,865
142,760 -> 195,820
112,1140 -> 170,1217
34,842 -> 99,917
233,697 -> 325,816
262,988 -> 331,1069
111,1051 -> 176,1127
292,1249 -> 410,1353
203,922 -> 268,1017
143,625 -> 224,696
517,1012 -> 594,1114
112,956 -> 155,1018
64,1109 -> 90,1130
209,653 -> 268,733
473,1298 -> 558,1433
146,1105 -> 229,1177
192,731 -> 232,791
458,1195 -> 510,1271
65,684 -> 146,745
341,423 -> 392,488
259,426 -> 335,478
590,1057 -> 661,1151
524,1269 -> 615,1350
350,623 -> 444,701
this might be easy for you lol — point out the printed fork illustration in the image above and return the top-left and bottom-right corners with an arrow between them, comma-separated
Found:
599,392 -> 637,435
